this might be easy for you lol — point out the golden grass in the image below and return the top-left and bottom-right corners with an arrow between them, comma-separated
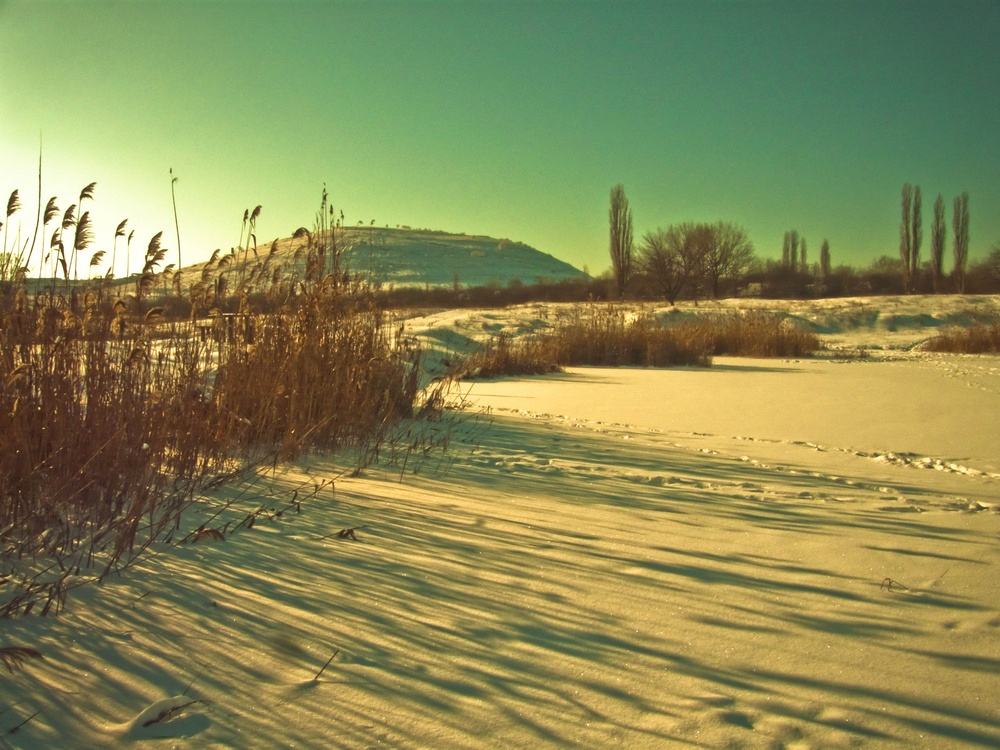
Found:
922,322 -> 1000,354
687,310 -> 821,357
547,306 -> 713,367
455,306 -> 820,379
456,331 -> 561,379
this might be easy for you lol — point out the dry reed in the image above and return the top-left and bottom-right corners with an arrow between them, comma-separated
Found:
1,185 -> 443,617
456,306 -> 821,379
922,322 -> 1000,354
685,310 -> 821,357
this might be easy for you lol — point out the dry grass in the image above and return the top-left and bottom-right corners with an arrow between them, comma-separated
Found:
0,186 -> 443,617
456,306 -> 821,379
548,306 -> 713,367
922,322 -> 1000,353
456,331 -> 561,379
686,310 -> 821,357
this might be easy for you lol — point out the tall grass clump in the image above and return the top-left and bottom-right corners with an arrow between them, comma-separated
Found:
688,311 -> 821,357
456,331 -> 560,379
455,306 -> 821,379
455,305 -> 712,378
211,278 -> 421,463
1,185 -> 439,617
922,322 -> 1000,353
548,305 -> 713,367
0,230 -> 222,615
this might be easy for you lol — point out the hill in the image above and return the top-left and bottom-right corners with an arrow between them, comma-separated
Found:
182,226 -> 589,290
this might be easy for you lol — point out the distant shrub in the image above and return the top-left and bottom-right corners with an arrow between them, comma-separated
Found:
922,322 -> 1000,353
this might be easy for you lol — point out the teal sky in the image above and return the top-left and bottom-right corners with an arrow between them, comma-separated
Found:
2,0 -> 998,278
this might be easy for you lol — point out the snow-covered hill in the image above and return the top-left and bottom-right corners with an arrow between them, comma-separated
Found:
340,227 -> 587,287
183,226 -> 588,290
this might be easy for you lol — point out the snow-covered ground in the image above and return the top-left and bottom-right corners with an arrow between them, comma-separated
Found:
2,295 -> 999,749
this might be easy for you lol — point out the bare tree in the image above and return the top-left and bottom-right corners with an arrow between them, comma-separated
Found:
930,194 -> 946,292
799,237 -> 808,275
952,192 -> 969,293
703,221 -> 754,297
609,184 -> 633,299
639,227 -> 688,304
683,223 -> 713,304
640,222 -> 716,303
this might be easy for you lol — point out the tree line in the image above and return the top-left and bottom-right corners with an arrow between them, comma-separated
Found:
607,183 -> 996,301
899,183 -> 970,293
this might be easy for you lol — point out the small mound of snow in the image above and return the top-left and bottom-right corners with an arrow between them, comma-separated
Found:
122,696 -> 209,740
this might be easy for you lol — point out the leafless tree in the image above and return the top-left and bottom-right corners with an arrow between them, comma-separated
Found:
952,192 -> 969,293
682,223 -> 713,304
703,221 -> 755,297
639,221 -> 754,302
639,227 -> 688,304
609,184 -> 633,299
930,194 -> 946,292
799,237 -> 808,275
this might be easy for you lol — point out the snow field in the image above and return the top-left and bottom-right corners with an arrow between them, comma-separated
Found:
2,294 -> 999,749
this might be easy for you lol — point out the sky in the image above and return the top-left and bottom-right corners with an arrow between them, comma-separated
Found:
1,0 -> 998,279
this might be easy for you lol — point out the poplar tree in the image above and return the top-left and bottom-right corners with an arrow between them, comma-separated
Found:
910,185 -> 922,290
930,194 -> 946,292
820,239 -> 831,279
952,192 -> 969,293
609,184 -> 633,299
782,230 -> 799,270
900,183 -> 913,292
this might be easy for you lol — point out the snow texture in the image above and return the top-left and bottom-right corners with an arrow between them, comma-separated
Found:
2,294 -> 999,749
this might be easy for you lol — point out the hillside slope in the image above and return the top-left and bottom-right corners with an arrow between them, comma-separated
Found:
182,226 -> 588,290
